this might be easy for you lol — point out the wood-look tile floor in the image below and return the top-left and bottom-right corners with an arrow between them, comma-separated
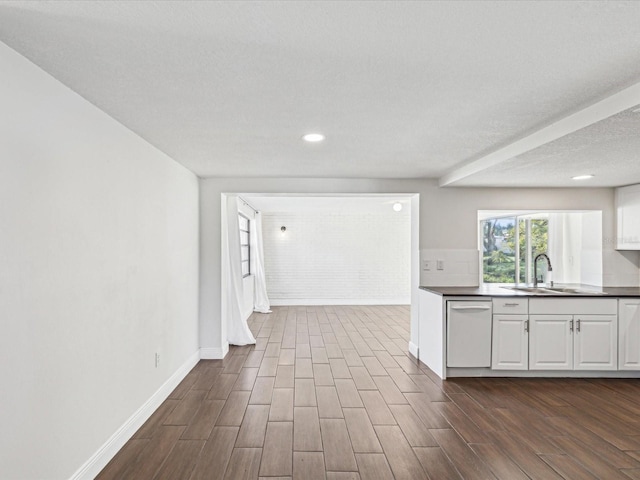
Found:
98,305 -> 640,479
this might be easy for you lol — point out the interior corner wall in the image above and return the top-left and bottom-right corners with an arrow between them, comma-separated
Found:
262,212 -> 411,305
0,42 -> 200,480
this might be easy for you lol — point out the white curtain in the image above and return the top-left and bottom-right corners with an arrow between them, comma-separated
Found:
223,196 -> 256,346
252,212 -> 272,313
548,213 -> 581,284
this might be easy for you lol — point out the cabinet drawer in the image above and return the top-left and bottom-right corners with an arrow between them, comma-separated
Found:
493,298 -> 528,314
530,298 -> 617,315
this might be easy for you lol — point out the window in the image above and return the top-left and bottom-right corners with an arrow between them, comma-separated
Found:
481,214 -> 548,284
239,213 -> 250,277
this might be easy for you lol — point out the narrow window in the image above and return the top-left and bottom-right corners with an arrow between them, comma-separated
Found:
239,213 -> 250,277
482,216 -> 517,284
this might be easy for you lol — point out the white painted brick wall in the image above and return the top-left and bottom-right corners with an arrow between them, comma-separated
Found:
262,212 -> 410,304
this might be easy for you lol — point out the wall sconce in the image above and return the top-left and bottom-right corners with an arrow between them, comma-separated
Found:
281,226 -> 286,234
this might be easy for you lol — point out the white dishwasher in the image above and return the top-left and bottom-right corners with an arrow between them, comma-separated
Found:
447,300 -> 493,367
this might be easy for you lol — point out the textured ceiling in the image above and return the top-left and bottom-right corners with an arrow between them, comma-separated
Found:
456,107 -> 640,187
2,1 -> 640,185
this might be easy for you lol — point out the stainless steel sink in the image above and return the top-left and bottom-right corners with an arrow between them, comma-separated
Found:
502,286 -> 563,295
501,285 -> 607,295
543,287 -> 608,295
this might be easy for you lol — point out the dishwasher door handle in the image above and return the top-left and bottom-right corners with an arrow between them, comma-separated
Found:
450,305 -> 491,310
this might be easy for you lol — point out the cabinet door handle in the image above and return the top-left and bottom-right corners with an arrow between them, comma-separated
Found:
450,305 -> 491,310
524,320 -> 529,333
570,319 -> 574,332
503,303 -> 520,307
576,319 -> 581,332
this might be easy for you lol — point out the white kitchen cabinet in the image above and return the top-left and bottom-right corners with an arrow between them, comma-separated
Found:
492,314 -> 528,370
619,298 -> 640,370
616,184 -> 640,250
422,290 -> 636,378
574,315 -> 617,370
529,299 -> 618,371
529,315 -> 573,370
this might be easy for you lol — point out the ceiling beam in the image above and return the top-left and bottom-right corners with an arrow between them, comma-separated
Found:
438,80 -> 640,187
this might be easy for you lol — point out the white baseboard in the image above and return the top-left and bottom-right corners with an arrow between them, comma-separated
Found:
447,368 -> 640,378
200,343 -> 229,359
408,341 -> 419,359
270,298 -> 411,306
70,349 -> 201,480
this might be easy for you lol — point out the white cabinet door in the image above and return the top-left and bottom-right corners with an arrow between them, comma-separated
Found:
574,315 -> 617,370
529,315 -> 573,370
619,299 -> 640,370
492,315 -> 528,370
616,184 -> 640,250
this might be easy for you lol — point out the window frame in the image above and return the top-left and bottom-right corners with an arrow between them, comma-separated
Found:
239,213 -> 251,278
480,213 -> 548,285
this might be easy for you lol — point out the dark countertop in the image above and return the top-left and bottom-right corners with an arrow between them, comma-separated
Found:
419,284 -> 640,297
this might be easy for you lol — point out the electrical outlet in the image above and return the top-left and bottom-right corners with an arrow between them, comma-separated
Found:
155,353 -> 160,368
423,260 -> 431,271
437,260 -> 444,270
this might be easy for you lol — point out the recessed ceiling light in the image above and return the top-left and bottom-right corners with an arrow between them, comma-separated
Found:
302,133 -> 325,143
572,174 -> 594,180
393,202 -> 403,212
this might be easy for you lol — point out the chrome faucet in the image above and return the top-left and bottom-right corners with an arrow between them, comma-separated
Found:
533,253 -> 553,287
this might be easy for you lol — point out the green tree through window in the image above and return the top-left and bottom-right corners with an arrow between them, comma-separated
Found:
481,215 -> 548,284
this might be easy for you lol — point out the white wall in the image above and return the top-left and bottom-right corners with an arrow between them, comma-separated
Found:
199,177 -> 635,359
420,249 -> 479,286
0,42 -> 200,480
262,211 -> 411,305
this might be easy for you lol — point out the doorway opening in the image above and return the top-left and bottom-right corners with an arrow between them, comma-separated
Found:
221,193 -> 421,357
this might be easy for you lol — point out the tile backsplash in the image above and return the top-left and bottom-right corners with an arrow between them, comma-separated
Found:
602,249 -> 640,287
420,249 -> 480,287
